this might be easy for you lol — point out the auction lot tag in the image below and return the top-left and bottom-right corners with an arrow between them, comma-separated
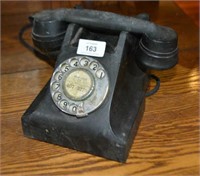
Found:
77,39 -> 106,57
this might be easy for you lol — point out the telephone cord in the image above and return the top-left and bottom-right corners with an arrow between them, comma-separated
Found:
145,74 -> 160,97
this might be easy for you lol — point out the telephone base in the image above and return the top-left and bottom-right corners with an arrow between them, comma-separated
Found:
22,90 -> 145,162
22,24 -> 148,162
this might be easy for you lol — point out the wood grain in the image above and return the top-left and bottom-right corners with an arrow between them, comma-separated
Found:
1,1 -> 199,175
175,1 -> 199,27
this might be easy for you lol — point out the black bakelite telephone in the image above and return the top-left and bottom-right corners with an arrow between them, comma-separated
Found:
21,8 -> 178,162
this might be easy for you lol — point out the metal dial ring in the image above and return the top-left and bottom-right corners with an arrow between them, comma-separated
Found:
50,56 -> 109,117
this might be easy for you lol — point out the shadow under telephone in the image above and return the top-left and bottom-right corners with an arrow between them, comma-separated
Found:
20,8 -> 178,162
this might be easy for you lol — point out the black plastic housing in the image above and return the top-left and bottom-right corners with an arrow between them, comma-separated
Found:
22,24 -> 148,162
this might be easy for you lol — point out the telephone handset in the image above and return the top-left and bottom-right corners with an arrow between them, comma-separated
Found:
21,8 -> 178,162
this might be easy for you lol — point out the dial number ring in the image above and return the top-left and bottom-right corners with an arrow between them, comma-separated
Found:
50,56 -> 109,117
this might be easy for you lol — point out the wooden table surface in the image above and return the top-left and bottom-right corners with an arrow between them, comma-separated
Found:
1,1 -> 199,175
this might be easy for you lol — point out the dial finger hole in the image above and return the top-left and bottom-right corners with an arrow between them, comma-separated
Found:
69,104 -> 78,114
89,62 -> 99,71
51,82 -> 60,91
96,69 -> 105,79
54,72 -> 63,81
80,57 -> 90,67
59,100 -> 68,110
70,58 -> 79,67
53,92 -> 62,102
60,63 -> 70,72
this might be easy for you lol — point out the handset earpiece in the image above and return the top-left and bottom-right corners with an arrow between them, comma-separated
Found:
30,16 -> 68,56
136,26 -> 178,70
